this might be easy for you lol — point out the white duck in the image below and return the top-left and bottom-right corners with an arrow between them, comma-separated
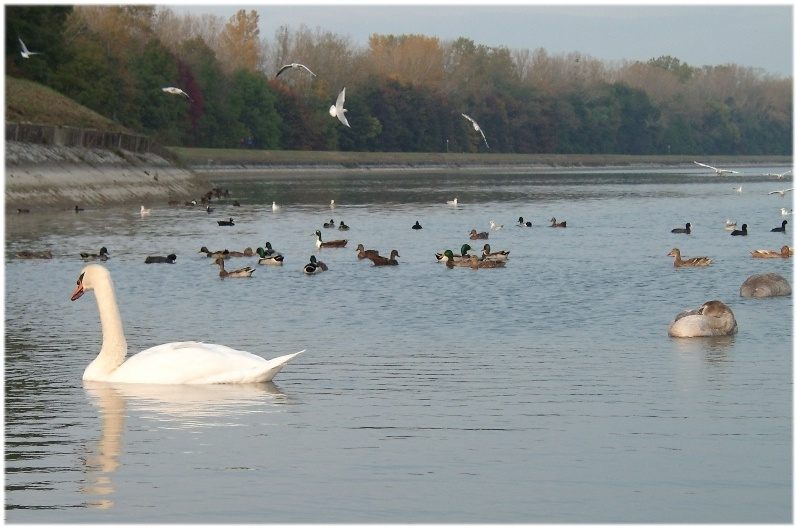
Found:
70,264 -> 303,384
140,205 -> 151,216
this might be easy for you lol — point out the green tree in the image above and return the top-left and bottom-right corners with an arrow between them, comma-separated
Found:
229,69 -> 282,148
130,39 -> 184,143
5,5 -> 72,84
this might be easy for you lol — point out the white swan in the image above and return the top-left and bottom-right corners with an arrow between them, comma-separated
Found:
71,264 -> 303,384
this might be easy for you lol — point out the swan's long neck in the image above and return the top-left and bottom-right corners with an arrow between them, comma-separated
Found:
85,275 -> 128,380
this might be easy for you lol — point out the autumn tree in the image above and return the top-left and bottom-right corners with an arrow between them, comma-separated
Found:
365,34 -> 445,90
151,7 -> 224,59
217,9 -> 261,74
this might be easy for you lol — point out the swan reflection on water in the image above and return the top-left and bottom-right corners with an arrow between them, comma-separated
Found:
80,381 -> 290,510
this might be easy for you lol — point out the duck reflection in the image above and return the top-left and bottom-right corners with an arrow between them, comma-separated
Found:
671,334 -> 735,362
80,381 -> 289,510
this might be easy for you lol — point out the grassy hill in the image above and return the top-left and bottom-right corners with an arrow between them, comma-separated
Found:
5,75 -> 132,132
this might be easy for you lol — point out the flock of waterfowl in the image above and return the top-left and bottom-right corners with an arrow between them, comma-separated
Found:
664,202 -> 793,337
667,217 -> 793,268
11,173 -> 793,344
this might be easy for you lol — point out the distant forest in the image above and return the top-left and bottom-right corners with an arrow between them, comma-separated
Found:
5,5 -> 793,155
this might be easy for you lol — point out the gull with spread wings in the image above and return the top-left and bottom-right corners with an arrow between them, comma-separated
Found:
162,86 -> 193,102
461,113 -> 489,149
765,169 -> 792,179
768,188 -> 794,197
18,38 -> 40,59
275,62 -> 317,78
329,88 -> 350,128
693,161 -> 739,176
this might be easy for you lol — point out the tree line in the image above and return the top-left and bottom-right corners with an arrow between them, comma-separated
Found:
5,5 -> 792,155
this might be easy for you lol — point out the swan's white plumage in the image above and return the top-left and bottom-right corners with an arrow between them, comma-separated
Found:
102,344 -> 302,384
73,264 -> 302,384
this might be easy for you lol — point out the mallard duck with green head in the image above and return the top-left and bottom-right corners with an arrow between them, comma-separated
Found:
256,243 -> 284,265
441,250 -> 473,267
481,243 -> 509,261
436,243 -> 473,263
303,255 -> 328,274
314,230 -> 347,248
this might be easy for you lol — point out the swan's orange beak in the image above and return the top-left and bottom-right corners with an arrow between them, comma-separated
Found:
70,284 -> 84,301
70,273 -> 85,301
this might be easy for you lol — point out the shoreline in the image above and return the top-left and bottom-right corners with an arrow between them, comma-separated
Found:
5,141 -> 208,210
172,146 -> 791,171
5,142 -> 792,208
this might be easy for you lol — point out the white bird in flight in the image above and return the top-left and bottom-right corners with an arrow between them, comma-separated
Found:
329,88 -> 350,128
733,186 -> 742,193
162,86 -> 193,102
693,161 -> 739,176
768,188 -> 794,197
18,38 -> 40,59
765,169 -> 792,179
461,113 -> 489,149
275,62 -> 317,78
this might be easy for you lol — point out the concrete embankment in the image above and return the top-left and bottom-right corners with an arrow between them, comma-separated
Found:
5,141 -> 208,209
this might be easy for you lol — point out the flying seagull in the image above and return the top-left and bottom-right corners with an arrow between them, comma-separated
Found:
693,161 -> 739,176
18,38 -> 40,59
461,113 -> 489,149
162,86 -> 193,102
329,88 -> 350,128
768,188 -> 794,197
276,62 -> 317,78
765,169 -> 792,179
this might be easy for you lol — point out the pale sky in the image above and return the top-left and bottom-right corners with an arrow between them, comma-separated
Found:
166,3 -> 793,77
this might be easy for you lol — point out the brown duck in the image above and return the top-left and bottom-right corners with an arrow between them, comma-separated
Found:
667,248 -> 712,267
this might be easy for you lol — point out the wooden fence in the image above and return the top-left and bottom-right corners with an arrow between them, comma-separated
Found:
5,122 -> 173,159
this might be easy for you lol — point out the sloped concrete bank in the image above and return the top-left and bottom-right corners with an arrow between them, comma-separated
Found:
5,141 -> 208,210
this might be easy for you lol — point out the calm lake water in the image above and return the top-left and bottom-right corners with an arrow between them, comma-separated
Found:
4,166 -> 793,523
